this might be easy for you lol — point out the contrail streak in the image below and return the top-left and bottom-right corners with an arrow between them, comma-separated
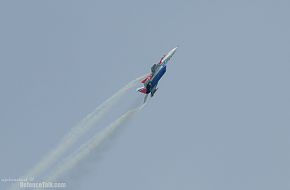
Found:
47,105 -> 144,182
9,75 -> 145,190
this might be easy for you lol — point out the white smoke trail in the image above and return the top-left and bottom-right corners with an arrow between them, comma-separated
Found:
47,105 -> 145,182
9,75 -> 145,190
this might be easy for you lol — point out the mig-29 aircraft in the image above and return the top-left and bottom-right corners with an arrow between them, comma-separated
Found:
137,47 -> 178,103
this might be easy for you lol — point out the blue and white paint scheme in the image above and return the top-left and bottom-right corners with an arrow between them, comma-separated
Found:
137,47 -> 178,102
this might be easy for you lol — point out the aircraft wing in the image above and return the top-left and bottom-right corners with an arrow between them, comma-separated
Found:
140,73 -> 152,84
137,87 -> 147,94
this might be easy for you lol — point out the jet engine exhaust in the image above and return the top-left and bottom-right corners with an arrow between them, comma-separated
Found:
9,75 -> 145,190
46,105 -> 145,183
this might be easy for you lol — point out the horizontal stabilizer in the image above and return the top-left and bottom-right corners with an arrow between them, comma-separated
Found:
136,87 -> 147,94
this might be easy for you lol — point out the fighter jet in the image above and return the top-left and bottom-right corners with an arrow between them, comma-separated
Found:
137,47 -> 178,103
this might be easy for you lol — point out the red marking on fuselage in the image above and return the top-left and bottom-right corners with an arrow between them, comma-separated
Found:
159,55 -> 166,64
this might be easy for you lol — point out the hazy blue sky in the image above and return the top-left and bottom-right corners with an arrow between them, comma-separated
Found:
0,0 -> 289,189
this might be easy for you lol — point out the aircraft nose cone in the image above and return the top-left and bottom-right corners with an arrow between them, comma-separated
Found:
171,46 -> 178,55
172,46 -> 178,53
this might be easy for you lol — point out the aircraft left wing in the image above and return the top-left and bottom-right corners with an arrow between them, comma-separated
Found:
136,87 -> 147,94
140,73 -> 152,84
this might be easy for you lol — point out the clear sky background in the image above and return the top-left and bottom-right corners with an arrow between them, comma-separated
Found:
0,0 -> 289,189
